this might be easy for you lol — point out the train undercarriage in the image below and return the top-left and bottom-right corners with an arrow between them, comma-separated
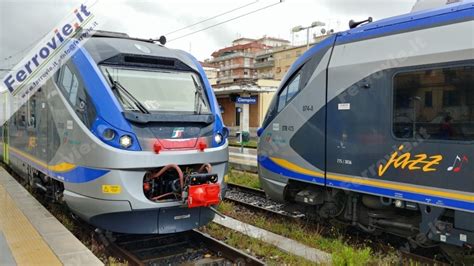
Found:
282,179 -> 474,261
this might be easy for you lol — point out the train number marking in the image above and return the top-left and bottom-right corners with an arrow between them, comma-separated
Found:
337,158 -> 352,165
302,105 -> 314,112
378,145 -> 443,176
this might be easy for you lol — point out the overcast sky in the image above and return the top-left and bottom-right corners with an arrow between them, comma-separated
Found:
0,0 -> 417,70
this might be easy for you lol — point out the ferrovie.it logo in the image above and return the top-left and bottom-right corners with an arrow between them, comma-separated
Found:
0,0 -> 104,126
3,3 -> 94,96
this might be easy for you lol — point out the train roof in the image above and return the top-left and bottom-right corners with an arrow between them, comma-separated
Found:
83,35 -> 197,71
279,1 -> 473,90
337,0 -> 473,44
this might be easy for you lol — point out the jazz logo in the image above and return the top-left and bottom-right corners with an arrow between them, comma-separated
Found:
447,155 -> 468,173
171,128 -> 185,138
378,145 -> 443,177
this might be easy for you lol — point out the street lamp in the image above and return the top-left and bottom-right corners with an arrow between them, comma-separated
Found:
292,21 -> 326,49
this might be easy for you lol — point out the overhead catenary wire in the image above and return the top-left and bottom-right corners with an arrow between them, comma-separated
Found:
168,0 -> 283,42
164,0 -> 259,36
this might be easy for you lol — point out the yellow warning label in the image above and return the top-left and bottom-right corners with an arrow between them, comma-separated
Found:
102,185 -> 121,194
224,174 -> 229,182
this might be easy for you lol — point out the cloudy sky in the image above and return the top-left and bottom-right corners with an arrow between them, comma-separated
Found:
0,0 -> 418,70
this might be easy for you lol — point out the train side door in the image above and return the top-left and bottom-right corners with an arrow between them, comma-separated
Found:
33,88 -> 49,163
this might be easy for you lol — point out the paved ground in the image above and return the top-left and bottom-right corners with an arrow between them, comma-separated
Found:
0,167 -> 103,266
228,146 -> 258,172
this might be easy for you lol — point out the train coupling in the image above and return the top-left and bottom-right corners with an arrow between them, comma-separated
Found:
184,173 -> 221,208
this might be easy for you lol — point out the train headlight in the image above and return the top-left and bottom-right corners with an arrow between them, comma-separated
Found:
214,133 -> 223,144
119,135 -> 133,148
102,128 -> 116,141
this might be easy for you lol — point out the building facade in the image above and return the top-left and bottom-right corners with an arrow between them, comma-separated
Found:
203,35 -> 333,136
209,37 -> 290,87
206,37 -> 290,136
255,35 -> 328,81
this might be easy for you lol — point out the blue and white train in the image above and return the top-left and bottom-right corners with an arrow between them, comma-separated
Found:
1,31 -> 229,234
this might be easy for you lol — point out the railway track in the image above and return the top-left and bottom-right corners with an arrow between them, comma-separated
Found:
225,183 -> 305,219
101,229 -> 264,266
225,181 -> 451,265
4,163 -> 456,265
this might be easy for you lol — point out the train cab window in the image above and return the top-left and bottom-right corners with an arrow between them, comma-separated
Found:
277,87 -> 288,112
286,74 -> 301,102
57,63 -> 97,128
393,65 -> 473,141
277,73 -> 301,112
60,66 -> 79,106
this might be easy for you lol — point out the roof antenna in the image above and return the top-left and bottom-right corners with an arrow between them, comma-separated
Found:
349,17 -> 373,29
151,35 -> 167,45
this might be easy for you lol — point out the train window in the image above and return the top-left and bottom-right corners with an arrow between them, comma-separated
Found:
57,63 -> 97,128
277,87 -> 288,112
277,73 -> 301,112
393,65 -> 473,141
101,66 -> 210,113
286,74 -> 301,102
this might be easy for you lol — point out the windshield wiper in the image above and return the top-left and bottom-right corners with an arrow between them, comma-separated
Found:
191,75 -> 207,115
105,68 -> 150,114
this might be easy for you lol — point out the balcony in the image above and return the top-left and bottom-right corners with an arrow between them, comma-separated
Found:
255,49 -> 275,57
209,52 -> 255,63
217,74 -> 258,82
258,73 -> 275,79
254,60 -> 274,68
219,64 -> 254,71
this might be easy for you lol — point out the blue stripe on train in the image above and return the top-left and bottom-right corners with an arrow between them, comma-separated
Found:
259,156 -> 474,212
259,156 -> 325,185
9,151 -> 109,183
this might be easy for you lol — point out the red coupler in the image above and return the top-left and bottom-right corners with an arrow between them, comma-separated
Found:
188,183 -> 221,208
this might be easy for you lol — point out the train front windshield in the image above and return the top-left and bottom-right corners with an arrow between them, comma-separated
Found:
101,66 -> 210,113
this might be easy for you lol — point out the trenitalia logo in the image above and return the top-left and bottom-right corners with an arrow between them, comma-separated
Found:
2,3 -> 96,96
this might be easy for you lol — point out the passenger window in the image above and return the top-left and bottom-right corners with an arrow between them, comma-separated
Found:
393,65 -> 473,141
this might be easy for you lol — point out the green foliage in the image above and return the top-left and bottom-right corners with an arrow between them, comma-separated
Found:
203,223 -> 317,265
218,199 -> 398,265
226,170 -> 261,189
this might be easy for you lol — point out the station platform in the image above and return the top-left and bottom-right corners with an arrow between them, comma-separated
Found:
229,146 -> 258,172
0,167 -> 103,266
